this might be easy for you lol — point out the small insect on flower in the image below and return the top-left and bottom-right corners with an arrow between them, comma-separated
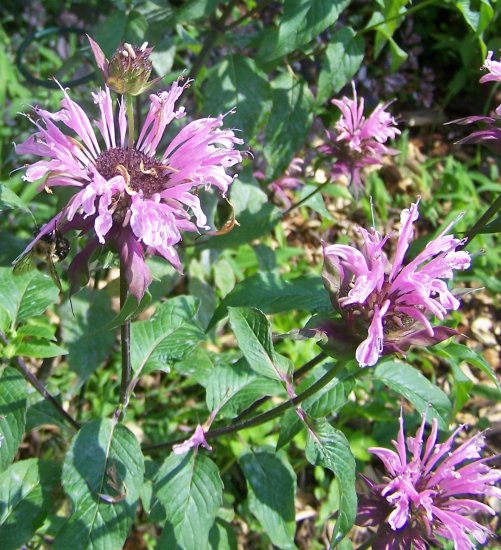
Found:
12,225 -> 70,292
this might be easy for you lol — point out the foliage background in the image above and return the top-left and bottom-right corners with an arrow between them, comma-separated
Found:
0,0 -> 500,548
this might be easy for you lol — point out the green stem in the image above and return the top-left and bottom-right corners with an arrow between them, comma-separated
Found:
142,358 -> 343,453
0,331 -> 80,430
281,181 -> 330,218
117,260 -> 132,420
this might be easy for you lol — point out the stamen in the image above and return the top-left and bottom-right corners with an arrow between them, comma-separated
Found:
124,43 -> 136,59
140,42 -> 148,51
121,50 -> 129,58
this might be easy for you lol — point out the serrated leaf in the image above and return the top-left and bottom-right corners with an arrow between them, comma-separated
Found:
204,55 -> 271,137
373,359 -> 451,429
239,448 -> 296,549
152,452 -> 223,549
131,296 -> 205,375
264,73 -> 313,179
55,419 -> 144,550
60,288 -> 115,383
208,518 -> 238,550
209,272 -> 329,329
0,459 -> 60,550
257,0 -> 351,62
0,267 -> 59,328
0,367 -> 27,471
305,419 -> 356,545
277,364 -> 356,449
228,307 -> 288,381
317,27 -> 365,104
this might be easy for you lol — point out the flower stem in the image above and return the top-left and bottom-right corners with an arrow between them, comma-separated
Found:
0,330 -> 80,430
142,358 -> 344,453
117,260 -> 132,419
281,181 -> 330,218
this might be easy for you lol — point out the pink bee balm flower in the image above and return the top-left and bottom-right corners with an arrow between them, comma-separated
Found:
357,411 -> 501,550
322,201 -> 471,367
320,83 -> 400,196
15,79 -> 243,299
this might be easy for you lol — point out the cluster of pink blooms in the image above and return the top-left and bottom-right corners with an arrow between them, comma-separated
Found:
358,410 -> 501,549
16,66 -> 242,299
320,83 -> 400,195
322,201 -> 471,367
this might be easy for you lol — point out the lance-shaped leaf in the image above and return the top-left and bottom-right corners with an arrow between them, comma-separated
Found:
239,448 -> 296,549
151,452 -> 223,549
305,419 -> 357,546
131,296 -> 205,375
0,459 -> 60,550
208,272 -> 330,329
228,307 -> 290,381
55,419 -> 144,550
373,359 -> 451,429
0,367 -> 27,471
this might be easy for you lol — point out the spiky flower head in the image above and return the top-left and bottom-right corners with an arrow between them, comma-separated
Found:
88,35 -> 160,96
320,83 -> 400,196
15,79 -> 243,299
321,201 -> 471,367
357,410 -> 501,550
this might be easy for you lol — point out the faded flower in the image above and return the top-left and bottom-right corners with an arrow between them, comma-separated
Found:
15,79 -> 243,299
322,201 -> 470,367
320,83 -> 400,196
357,411 -> 501,550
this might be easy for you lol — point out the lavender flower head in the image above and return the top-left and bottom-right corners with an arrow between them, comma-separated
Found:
357,411 -> 501,550
322,201 -> 471,367
450,50 -> 501,154
15,80 -> 243,299
265,157 -> 304,208
320,83 -> 400,196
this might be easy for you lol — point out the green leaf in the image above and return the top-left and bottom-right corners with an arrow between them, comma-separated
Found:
204,168 -> 280,250
0,184 -> 31,213
373,359 -> 451,429
317,27 -> 365,104
239,448 -> 296,549
209,272 -> 329,329
55,419 -> 144,550
277,364 -> 356,449
257,0 -> 351,62
202,357 -> 285,417
478,213 -> 501,234
0,459 -> 60,550
60,289 -> 116,383
204,55 -> 271,137
208,518 -> 238,550
152,452 -> 223,548
175,0 -> 219,22
264,73 -> 313,179
435,342 -> 499,389
0,367 -> 27,471
0,267 -> 59,328
131,296 -> 205,375
14,338 -> 67,358
305,419 -> 357,545
228,307 -> 288,381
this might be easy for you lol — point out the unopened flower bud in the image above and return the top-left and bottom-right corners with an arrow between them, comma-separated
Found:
87,35 -> 161,96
